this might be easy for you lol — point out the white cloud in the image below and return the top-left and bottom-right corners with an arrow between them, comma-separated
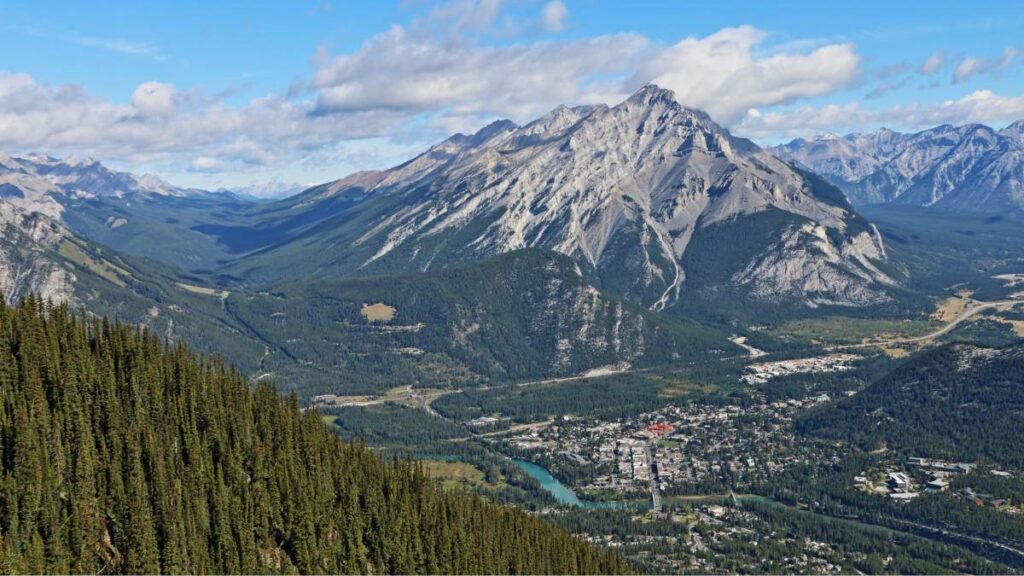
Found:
954,46 -> 1020,83
736,89 -> 1024,140
312,25 -> 646,121
540,1 -> 569,32
313,24 -> 862,128
627,26 -> 863,123
132,81 -> 177,116
19,26 -> 163,59
920,51 -> 945,74
0,71 -> 410,173
189,156 -> 222,172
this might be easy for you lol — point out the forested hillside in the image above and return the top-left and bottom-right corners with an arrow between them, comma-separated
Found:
796,342 -> 1024,468
232,249 -> 733,395
0,295 -> 630,574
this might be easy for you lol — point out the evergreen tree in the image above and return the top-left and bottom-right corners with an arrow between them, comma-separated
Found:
0,296 -> 630,574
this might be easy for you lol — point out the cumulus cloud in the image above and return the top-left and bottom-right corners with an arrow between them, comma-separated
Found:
313,24 -> 862,128
866,77 -> 910,99
736,89 -> 1024,140
920,51 -> 945,74
540,1 -> 569,32
0,71 -> 410,172
627,26 -> 862,123
189,156 -> 222,172
312,25 -> 646,121
954,46 -> 1020,83
132,81 -> 177,116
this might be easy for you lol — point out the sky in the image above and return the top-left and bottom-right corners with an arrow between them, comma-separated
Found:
2,0 -> 1023,194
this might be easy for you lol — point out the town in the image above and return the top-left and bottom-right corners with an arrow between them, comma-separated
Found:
740,354 -> 862,385
493,394 -> 838,502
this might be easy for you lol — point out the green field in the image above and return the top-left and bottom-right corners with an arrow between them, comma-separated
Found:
768,316 -> 938,346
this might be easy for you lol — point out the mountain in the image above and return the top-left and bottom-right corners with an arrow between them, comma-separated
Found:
775,122 -> 1024,213
0,197 -> 267,371
0,200 -> 76,303
1,193 -> 731,396
0,297 -> 629,574
227,249 -> 735,395
219,179 -> 306,201
0,152 -> 204,219
796,342 -> 1024,468
214,85 -> 897,311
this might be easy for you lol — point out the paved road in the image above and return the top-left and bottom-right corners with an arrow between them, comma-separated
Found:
840,299 -> 1020,350
646,443 -> 662,513
896,300 -> 1017,344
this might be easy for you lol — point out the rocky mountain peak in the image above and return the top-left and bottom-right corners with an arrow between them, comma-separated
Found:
774,122 -> 1024,212
0,151 -> 201,218
999,120 -> 1024,144
280,84 -> 894,310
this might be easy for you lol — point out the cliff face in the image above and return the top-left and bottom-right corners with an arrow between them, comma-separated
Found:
237,85 -> 895,309
0,200 -> 75,304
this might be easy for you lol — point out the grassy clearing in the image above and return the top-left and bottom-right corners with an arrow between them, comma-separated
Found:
989,315 -> 1024,337
360,302 -> 396,322
770,316 -> 937,346
176,282 -> 230,299
422,460 -> 503,491
931,290 -> 975,323
657,378 -> 716,398
58,240 -> 129,287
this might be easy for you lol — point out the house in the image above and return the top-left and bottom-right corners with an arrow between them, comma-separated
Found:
926,479 -> 949,492
467,416 -> 499,427
890,492 -> 919,500
888,472 -> 910,491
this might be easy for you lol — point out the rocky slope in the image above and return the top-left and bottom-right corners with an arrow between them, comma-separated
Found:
229,85 -> 896,310
0,200 -> 75,303
775,122 -> 1024,212
0,152 -> 202,219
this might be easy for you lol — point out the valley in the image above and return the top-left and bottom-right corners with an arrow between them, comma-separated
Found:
3,80 -> 1024,574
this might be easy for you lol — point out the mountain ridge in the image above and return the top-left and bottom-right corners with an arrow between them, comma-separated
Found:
219,85 -> 897,311
775,122 -> 1024,212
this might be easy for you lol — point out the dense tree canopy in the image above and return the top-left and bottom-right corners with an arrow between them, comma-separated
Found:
0,295 -> 629,574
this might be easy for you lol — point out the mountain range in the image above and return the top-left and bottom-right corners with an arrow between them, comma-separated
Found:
775,122 -> 1024,213
15,85 -> 1024,396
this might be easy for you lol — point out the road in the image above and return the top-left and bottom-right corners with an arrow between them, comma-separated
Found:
646,442 -> 663,513
473,419 -> 555,438
839,298 -> 1020,350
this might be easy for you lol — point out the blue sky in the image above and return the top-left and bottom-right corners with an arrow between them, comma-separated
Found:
2,0 -> 1023,192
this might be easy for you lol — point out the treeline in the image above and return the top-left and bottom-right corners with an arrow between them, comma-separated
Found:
0,296 -> 630,574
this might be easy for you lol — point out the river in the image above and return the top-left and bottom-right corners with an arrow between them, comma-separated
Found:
511,459 -> 626,509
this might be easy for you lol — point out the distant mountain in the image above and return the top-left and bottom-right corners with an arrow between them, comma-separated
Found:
1,192 -> 733,395
775,122 -> 1024,213
219,179 -> 306,201
0,152 -> 204,219
796,342 -> 1024,468
0,196 -> 266,370
218,85 -> 897,311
